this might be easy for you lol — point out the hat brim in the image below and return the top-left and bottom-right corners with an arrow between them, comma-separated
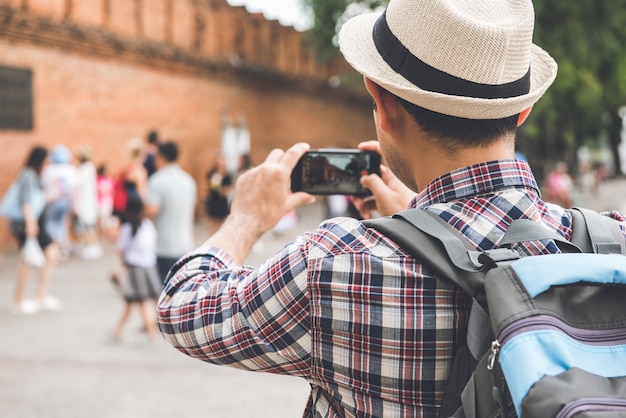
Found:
338,12 -> 558,119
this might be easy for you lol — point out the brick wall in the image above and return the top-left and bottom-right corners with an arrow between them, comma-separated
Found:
5,0 -> 344,81
0,1 -> 374,250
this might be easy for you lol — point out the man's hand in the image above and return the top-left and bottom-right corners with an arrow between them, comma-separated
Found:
352,141 -> 415,219
199,143 -> 315,265
230,143 -> 315,236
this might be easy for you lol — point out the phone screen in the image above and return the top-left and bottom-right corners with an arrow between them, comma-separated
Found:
291,149 -> 381,195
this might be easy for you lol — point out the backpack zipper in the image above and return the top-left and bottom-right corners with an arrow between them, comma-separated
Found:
498,314 -> 626,347
487,339 -> 501,371
487,315 -> 626,372
555,398 -> 626,418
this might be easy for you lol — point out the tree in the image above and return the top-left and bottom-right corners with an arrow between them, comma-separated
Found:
302,0 -> 386,60
528,1 -> 626,178
302,0 -> 626,180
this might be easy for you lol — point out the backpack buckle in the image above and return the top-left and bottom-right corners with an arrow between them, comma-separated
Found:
472,249 -> 520,268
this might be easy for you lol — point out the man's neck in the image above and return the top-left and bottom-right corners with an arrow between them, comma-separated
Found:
414,138 -> 515,191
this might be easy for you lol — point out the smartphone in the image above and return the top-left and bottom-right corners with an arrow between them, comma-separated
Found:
290,149 -> 381,196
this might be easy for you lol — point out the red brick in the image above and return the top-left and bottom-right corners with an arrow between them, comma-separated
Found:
142,0 -> 167,42
200,7 -> 217,56
206,7 -> 236,59
108,0 -> 138,38
71,1 -> 105,28
0,0 -> 24,8
171,1 -> 193,49
27,0 -> 65,19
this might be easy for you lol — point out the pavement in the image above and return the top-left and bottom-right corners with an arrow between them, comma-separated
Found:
1,178 -> 626,418
0,202 -> 324,418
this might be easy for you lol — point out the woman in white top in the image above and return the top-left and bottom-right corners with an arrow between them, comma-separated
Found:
113,195 -> 160,341
73,145 -> 103,259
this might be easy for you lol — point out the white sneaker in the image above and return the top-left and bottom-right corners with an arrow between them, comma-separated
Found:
36,296 -> 62,312
8,299 -> 40,315
80,245 -> 104,260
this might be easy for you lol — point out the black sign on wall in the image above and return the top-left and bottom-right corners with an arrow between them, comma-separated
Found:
0,66 -> 33,130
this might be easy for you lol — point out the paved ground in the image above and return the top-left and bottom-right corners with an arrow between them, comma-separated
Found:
1,179 -> 625,418
0,202 -> 324,418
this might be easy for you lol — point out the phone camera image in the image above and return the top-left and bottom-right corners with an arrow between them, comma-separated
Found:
291,150 -> 380,196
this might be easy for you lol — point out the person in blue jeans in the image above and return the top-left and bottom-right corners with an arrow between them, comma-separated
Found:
41,144 -> 77,259
9,146 -> 61,314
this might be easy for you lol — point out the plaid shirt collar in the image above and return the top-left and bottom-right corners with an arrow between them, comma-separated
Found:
413,159 -> 540,208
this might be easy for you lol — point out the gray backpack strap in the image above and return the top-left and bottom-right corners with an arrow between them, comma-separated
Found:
364,210 -> 502,352
363,211 -> 505,350
363,209 -> 489,297
569,207 -> 626,254
364,209 -> 498,418
500,219 -> 581,253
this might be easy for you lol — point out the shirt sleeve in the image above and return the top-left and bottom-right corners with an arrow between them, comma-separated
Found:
156,237 -> 312,377
147,175 -> 163,207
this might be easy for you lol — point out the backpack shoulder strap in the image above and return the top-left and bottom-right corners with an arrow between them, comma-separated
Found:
363,209 -> 494,297
364,210 -> 513,418
568,207 -> 626,254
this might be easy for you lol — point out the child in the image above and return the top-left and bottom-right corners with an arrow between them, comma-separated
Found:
112,195 -> 160,341
96,163 -> 116,239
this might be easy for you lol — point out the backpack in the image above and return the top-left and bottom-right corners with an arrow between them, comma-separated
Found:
364,207 -> 626,418
112,171 -> 129,213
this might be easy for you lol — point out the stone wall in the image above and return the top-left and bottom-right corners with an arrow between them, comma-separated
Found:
0,0 -> 375,249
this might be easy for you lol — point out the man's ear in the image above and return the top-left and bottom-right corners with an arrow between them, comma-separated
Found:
364,77 -> 402,135
517,106 -> 533,127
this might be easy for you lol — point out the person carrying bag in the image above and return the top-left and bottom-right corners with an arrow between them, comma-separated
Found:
3,146 -> 61,315
1,170 -> 46,222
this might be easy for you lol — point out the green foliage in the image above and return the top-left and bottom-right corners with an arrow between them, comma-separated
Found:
302,0 -> 388,60
303,0 -> 626,176
301,0 -> 346,60
524,1 -> 626,176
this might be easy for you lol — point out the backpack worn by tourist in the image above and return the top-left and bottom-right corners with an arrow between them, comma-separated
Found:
364,207 -> 626,418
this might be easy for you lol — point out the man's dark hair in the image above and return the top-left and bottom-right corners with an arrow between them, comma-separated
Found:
396,97 -> 519,152
25,146 -> 48,175
158,141 -> 178,162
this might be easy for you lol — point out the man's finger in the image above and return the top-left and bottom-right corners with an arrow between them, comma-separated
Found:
357,141 -> 381,154
286,191 -> 316,211
360,173 -> 388,196
379,165 -> 398,184
281,143 -> 310,168
265,148 -> 285,163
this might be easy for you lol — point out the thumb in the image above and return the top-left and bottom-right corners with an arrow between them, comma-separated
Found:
286,192 -> 316,211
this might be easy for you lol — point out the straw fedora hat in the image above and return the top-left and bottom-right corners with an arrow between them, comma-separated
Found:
338,0 -> 557,120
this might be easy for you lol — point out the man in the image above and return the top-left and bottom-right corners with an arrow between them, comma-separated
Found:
157,1 -> 626,417
145,141 -> 197,284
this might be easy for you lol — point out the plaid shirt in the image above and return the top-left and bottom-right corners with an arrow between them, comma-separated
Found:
157,160 -> 625,417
